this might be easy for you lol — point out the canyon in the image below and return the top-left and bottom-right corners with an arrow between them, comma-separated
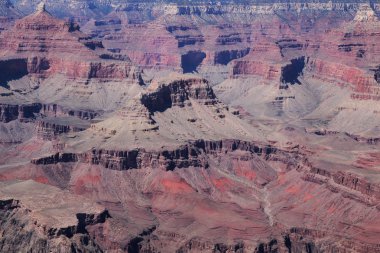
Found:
0,1 -> 380,253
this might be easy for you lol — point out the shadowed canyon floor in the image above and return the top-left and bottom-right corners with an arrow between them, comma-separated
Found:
0,1 -> 380,253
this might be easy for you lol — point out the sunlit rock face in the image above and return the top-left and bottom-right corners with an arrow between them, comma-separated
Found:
354,3 -> 379,22
0,4 -> 139,81
0,1 -> 380,253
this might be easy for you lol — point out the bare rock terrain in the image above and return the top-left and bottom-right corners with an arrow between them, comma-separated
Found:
0,1 -> 380,253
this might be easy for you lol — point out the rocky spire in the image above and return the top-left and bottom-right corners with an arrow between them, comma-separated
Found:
354,3 -> 378,22
36,1 -> 46,13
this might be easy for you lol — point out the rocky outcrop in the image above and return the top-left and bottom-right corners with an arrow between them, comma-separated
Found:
166,23 -> 205,48
1,8 -> 85,54
141,77 -> 217,113
47,210 -> 111,238
31,139 -> 277,171
231,56 -> 305,85
354,3 -> 378,22
310,130 -> 380,145
0,197 -> 109,253
302,7 -> 380,100
31,153 -> 79,165
84,17 -> 181,69
302,162 -> 380,204
36,118 -> 90,140
306,58 -> 380,100
3,56 -> 139,80
48,59 -> 138,80
167,234 -> 322,253
41,104 -> 100,120
231,60 -> 282,81
0,103 -> 100,123
0,103 -> 42,123
332,171 -> 380,200
0,56 -> 138,82
0,4 -> 141,82
0,199 -> 20,210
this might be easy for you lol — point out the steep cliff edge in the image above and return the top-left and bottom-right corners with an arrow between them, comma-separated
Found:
0,180 -> 110,253
53,74 -> 264,154
0,4 -> 144,123
0,4 -> 140,82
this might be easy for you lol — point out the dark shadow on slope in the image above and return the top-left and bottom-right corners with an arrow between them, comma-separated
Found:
281,57 -> 305,85
181,51 -> 206,73
141,85 -> 173,113
374,66 -> 380,84
214,48 -> 250,65
0,59 -> 29,88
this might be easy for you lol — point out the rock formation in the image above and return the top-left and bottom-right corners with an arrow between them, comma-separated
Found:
0,180 -> 110,252
0,4 -> 139,81
354,3 -> 379,22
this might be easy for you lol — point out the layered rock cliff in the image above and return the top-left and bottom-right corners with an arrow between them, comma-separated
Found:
0,180 -> 112,253
0,4 -> 141,82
